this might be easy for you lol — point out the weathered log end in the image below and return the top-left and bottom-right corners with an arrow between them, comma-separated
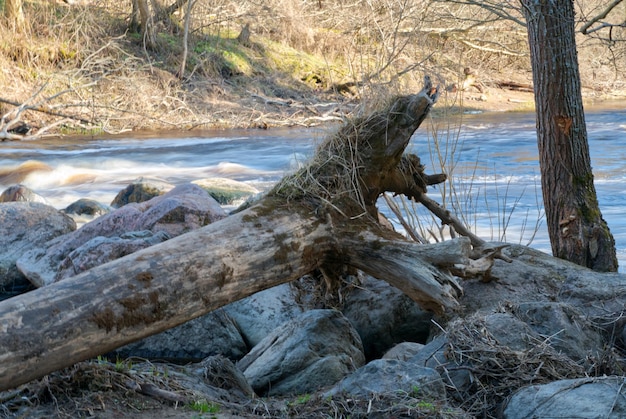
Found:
271,77 -> 445,219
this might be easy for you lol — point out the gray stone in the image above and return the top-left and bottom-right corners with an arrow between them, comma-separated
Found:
0,202 -> 75,291
223,283 -> 305,347
341,275 -> 433,359
238,309 -> 365,396
110,178 -> 173,208
17,183 -> 226,286
193,355 -> 255,399
0,184 -> 48,204
324,359 -> 446,401
63,198 -> 111,218
55,230 -> 171,281
559,271 -> 626,318
382,342 -> 425,361
513,302 -> 604,361
503,377 -> 626,419
482,312 -> 536,352
111,309 -> 247,363
409,335 -> 473,396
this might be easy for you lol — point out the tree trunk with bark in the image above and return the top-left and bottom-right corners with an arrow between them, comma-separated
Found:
4,0 -> 25,31
137,0 -> 157,50
522,0 -> 618,272
0,79 -> 482,392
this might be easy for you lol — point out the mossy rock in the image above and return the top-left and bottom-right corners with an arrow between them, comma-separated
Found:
192,178 -> 259,205
110,178 -> 174,208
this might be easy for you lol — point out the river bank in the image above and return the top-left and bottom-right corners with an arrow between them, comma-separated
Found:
1,1 -> 625,138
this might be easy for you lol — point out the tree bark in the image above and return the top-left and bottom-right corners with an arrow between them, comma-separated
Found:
137,0 -> 157,50
522,0 -> 618,271
4,0 -> 25,31
0,79 -> 469,391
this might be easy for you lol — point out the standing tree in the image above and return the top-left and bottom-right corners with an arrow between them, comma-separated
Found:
521,0 -> 618,271
4,0 -> 25,31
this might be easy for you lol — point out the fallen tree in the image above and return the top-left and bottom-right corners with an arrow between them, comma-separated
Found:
0,77 -> 486,391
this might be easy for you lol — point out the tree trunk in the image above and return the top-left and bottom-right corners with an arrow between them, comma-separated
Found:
177,0 -> 195,78
522,0 -> 618,272
137,0 -> 157,50
0,79 -> 471,391
4,0 -> 25,31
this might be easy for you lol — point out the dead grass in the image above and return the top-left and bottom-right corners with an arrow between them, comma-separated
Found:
442,312 -> 623,418
1,1 -> 624,137
0,356 -> 466,419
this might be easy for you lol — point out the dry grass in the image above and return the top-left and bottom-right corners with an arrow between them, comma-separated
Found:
442,312 -> 623,418
0,356 -> 466,418
0,0 -> 624,136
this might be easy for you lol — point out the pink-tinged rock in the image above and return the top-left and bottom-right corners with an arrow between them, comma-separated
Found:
17,183 -> 226,287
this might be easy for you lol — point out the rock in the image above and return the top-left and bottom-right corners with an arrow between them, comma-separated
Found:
193,355 -> 256,399
0,202 -> 75,293
193,178 -> 259,205
55,230 -> 171,281
503,377 -> 626,419
324,359 -> 446,401
135,183 -> 226,237
459,244 -> 626,318
382,342 -> 425,361
111,309 -> 247,363
513,302 -> 604,361
63,198 -> 111,218
110,178 -> 173,208
558,270 -> 626,318
223,283 -> 305,347
0,184 -> 48,204
341,275 -> 433,359
482,312 -> 536,351
238,309 -> 365,396
17,183 -> 226,287
409,334 -> 473,396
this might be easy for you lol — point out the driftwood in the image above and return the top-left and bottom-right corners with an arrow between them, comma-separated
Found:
0,78 -> 481,391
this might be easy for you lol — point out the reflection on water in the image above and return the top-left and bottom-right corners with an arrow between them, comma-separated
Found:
1,105 -> 626,269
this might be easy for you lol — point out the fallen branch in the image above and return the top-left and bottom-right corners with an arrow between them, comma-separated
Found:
0,82 -> 96,141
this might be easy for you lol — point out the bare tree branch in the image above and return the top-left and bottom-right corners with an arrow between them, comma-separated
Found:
581,0 -> 626,35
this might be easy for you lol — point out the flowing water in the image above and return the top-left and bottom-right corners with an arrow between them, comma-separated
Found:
1,103 -> 625,269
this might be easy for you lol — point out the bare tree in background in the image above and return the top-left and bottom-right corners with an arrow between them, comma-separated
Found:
580,0 -> 626,38
4,0 -> 25,30
178,0 -> 196,78
522,0 -> 618,271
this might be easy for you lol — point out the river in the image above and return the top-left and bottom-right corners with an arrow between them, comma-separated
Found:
1,103 -> 625,270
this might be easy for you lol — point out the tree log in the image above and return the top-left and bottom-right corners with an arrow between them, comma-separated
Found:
0,78 -> 467,391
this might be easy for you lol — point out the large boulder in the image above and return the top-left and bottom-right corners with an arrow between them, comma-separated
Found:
17,183 -> 226,287
513,301 -> 605,361
238,309 -> 365,396
0,202 -> 75,294
55,230 -> 171,281
503,377 -> 626,419
110,309 -> 247,362
223,283 -> 305,348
